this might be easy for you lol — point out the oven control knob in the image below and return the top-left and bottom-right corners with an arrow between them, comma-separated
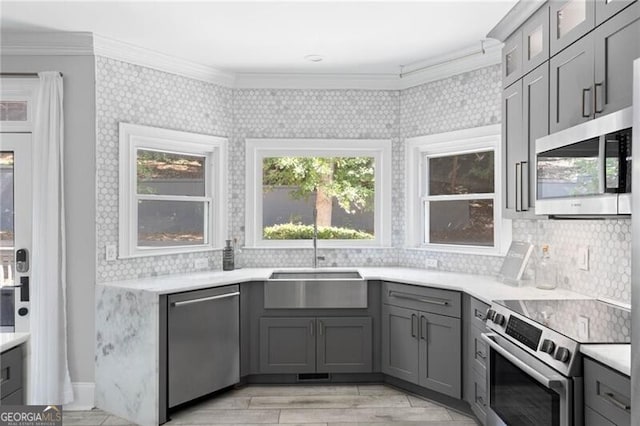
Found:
494,313 -> 506,327
486,309 -> 496,321
554,347 -> 571,363
540,339 -> 556,354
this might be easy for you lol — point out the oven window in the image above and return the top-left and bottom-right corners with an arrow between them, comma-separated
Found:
490,349 -> 560,426
537,137 -> 600,199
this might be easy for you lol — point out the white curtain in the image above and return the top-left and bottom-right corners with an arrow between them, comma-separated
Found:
30,71 -> 73,405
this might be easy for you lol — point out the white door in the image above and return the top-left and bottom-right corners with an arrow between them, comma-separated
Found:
0,133 -> 32,332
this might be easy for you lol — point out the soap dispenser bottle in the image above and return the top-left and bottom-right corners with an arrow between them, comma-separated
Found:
536,245 -> 557,290
223,239 -> 235,271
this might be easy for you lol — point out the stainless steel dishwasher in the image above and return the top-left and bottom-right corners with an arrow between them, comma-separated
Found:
168,285 -> 239,408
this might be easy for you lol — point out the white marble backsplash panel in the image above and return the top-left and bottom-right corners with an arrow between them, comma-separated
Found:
95,285 -> 160,426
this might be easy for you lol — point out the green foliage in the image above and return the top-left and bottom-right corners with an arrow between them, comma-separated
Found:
262,157 -> 375,214
263,223 -> 374,240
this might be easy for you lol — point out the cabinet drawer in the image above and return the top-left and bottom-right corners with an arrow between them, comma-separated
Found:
469,297 -> 490,331
585,405 -> 615,426
382,282 -> 461,318
1,346 -> 23,399
470,368 -> 488,422
470,326 -> 488,373
584,357 -> 631,426
1,388 -> 23,405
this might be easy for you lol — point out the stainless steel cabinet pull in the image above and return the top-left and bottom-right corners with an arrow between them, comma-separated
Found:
318,320 -> 324,336
515,162 -> 522,212
594,82 -> 604,114
420,315 -> 427,341
604,392 -> 630,411
476,350 -> 487,360
310,320 -> 314,336
389,291 -> 449,306
411,314 -> 417,338
521,161 -> 529,211
172,292 -> 239,307
582,87 -> 592,118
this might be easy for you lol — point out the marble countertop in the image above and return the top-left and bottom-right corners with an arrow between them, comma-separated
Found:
0,332 -> 29,353
580,344 -> 631,376
99,266 -> 586,305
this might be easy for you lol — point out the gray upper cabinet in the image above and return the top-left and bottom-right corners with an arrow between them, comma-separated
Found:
502,80 -> 524,216
522,62 -> 550,212
503,31 -> 524,88
381,304 -> 419,384
522,5 -> 551,74
596,0 -> 637,25
418,312 -> 461,398
316,316 -> 372,374
549,31 -> 595,132
259,317 -> 316,374
594,1 -> 640,116
550,0 -> 596,55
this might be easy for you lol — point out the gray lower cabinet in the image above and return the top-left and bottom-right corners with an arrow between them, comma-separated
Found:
381,300 -> 461,399
259,317 -> 316,374
1,345 -> 23,404
317,316 -> 372,373
463,296 -> 490,425
584,357 -> 631,426
381,304 -> 419,383
594,1 -> 640,117
417,312 -> 461,397
260,316 -> 372,374
550,31 -> 595,132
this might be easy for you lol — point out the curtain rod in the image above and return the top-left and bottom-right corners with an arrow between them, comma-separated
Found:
1,72 -> 63,77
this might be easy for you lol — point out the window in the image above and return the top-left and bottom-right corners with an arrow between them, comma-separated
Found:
405,125 -> 510,255
245,139 -> 392,248
119,123 -> 227,258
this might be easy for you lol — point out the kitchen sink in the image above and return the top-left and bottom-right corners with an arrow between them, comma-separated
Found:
269,270 -> 362,280
265,270 -> 367,309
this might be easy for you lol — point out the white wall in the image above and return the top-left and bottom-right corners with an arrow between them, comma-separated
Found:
1,55 -> 97,385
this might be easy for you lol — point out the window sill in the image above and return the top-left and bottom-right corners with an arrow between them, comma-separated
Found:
404,246 -> 507,257
118,245 -> 222,259
242,244 -> 394,250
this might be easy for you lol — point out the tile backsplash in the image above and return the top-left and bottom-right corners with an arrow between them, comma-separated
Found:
94,57 -> 632,304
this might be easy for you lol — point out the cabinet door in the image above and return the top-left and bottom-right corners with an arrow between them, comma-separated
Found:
594,1 -> 640,116
523,5 -> 550,75
585,406 -> 616,426
381,304 -> 419,384
522,62 -> 549,213
596,0 -> 637,25
259,317 -> 316,374
550,32 -> 595,132
503,31 -> 523,88
502,80 -> 524,216
418,312 -> 462,398
317,317 -> 372,373
550,0 -> 596,55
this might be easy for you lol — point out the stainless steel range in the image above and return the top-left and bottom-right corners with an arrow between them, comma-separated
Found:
482,299 -> 631,426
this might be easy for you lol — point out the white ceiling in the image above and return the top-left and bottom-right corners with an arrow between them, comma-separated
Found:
0,1 -> 517,75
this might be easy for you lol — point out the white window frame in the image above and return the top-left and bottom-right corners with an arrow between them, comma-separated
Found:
405,125 -> 511,256
245,138 -> 392,248
118,123 -> 228,258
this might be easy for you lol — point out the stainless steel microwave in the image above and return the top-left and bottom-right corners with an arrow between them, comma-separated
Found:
535,107 -> 633,216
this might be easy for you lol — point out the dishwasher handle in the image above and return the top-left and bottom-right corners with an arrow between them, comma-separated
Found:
172,291 -> 239,307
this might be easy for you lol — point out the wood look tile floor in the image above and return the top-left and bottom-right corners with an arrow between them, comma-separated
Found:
65,385 -> 479,426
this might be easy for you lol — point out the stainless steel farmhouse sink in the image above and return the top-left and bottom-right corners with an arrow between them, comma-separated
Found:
264,270 -> 367,309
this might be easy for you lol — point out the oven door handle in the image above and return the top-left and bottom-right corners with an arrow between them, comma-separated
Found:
481,333 -> 564,389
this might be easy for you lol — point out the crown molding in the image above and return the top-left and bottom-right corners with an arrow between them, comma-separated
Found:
235,72 -> 401,90
2,31 -> 501,90
92,34 -> 236,87
487,0 -> 546,42
0,31 -> 94,55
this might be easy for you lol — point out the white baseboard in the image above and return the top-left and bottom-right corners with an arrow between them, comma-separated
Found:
64,382 -> 95,411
